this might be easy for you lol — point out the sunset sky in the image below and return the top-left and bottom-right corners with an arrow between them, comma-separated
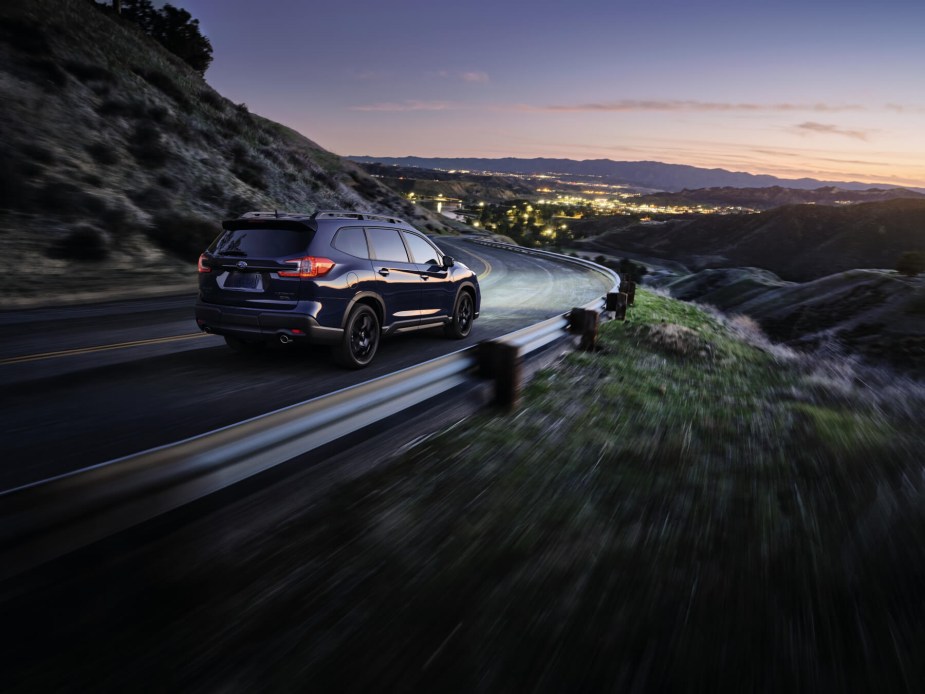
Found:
183,0 -> 925,187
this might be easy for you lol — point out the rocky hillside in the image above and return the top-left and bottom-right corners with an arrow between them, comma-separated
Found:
635,186 -> 925,211
575,198 -> 925,282
0,0 -> 453,303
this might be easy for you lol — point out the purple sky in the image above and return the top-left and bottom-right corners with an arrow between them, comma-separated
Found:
182,0 -> 925,187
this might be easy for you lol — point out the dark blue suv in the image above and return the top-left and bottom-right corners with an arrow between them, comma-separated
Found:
195,210 -> 480,368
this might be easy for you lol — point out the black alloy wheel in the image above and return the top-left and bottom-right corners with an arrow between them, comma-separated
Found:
335,304 -> 380,368
445,291 -> 473,339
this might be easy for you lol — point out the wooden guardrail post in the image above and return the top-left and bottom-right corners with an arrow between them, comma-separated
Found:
624,281 -> 636,306
606,292 -> 628,321
477,341 -> 521,409
569,308 -> 599,351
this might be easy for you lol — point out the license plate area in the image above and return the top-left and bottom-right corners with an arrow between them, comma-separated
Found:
221,271 -> 263,291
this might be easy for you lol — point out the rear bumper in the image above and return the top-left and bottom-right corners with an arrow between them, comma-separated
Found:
195,302 -> 343,345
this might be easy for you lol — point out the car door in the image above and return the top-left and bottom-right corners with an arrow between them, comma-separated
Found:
365,226 -> 423,329
401,230 -> 454,321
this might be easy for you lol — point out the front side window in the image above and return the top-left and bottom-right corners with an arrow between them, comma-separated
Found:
402,231 -> 441,266
333,226 -> 370,258
366,227 -> 409,262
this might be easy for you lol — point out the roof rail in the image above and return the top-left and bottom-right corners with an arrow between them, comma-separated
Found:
241,210 -> 315,220
310,209 -> 410,225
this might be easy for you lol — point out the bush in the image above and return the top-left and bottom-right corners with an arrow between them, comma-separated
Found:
128,185 -> 171,211
63,61 -> 115,83
36,181 -> 107,216
199,88 -> 225,111
99,98 -> 150,119
0,19 -> 50,54
27,58 -> 68,88
86,141 -> 120,165
897,251 -> 925,277
128,123 -> 169,167
148,213 -> 219,259
20,143 -> 57,165
132,66 -> 192,110
47,224 -> 111,261
198,180 -> 225,204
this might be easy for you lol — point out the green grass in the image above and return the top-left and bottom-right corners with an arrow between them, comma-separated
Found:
5,289 -> 923,691
225,289 -> 920,691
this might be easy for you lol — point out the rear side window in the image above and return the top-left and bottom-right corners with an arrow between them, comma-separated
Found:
366,227 -> 409,262
211,227 -> 313,257
402,231 -> 440,265
333,227 -> 370,258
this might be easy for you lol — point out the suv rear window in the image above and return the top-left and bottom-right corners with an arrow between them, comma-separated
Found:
211,226 -> 314,258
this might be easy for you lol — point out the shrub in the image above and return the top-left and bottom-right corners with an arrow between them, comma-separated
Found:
156,174 -> 178,190
128,122 -> 169,167
128,185 -> 171,211
27,58 -> 68,88
47,224 -> 111,261
198,180 -> 225,204
131,66 -> 192,111
199,88 -> 225,110
148,213 -> 219,259
896,251 -> 925,277
20,143 -> 57,165
86,141 -> 120,165
36,181 -> 107,216
225,195 -> 258,218
99,98 -> 150,119
0,19 -> 50,54
63,61 -> 115,83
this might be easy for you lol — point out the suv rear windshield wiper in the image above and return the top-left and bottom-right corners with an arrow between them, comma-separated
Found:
218,250 -> 248,257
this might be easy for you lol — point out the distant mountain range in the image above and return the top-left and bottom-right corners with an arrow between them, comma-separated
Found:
348,156 -> 925,195
635,186 -> 925,210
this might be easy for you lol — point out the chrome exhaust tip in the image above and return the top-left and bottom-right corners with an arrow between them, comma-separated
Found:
279,334 -> 293,344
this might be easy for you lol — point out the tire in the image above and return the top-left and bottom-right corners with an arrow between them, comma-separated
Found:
224,335 -> 265,355
444,290 -> 474,339
334,304 -> 380,368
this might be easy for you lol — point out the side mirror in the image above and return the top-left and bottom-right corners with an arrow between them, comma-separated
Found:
443,255 -> 455,268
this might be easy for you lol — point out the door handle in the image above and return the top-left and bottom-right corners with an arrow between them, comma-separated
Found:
378,268 -> 390,277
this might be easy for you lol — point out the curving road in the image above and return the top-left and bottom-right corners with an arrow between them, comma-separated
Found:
0,239 -> 611,490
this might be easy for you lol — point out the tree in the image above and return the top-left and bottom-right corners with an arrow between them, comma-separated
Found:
896,251 -> 925,277
155,5 -> 213,75
116,0 -> 213,75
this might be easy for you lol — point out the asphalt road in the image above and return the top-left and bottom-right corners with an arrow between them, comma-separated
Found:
0,239 -> 611,491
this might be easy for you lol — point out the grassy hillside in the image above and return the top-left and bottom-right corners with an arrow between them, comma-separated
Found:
9,289 -> 922,690
0,0 -> 452,304
656,267 -> 925,375
575,198 -> 925,282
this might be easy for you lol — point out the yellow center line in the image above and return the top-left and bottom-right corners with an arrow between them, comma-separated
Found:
460,246 -> 493,281
1,332 -> 212,366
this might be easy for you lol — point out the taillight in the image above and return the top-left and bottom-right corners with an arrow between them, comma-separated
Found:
198,253 -> 211,273
279,257 -> 335,278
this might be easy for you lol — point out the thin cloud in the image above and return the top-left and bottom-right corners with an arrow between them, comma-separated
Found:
460,71 -> 489,83
519,100 -> 865,113
430,70 -> 490,83
349,101 -> 455,112
794,121 -> 872,141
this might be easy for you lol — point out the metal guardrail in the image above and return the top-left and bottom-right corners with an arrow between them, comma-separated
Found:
0,242 -> 620,580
